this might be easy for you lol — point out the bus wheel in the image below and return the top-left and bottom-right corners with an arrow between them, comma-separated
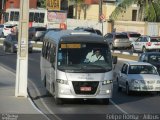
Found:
3,45 -> 6,52
55,97 -> 63,105
126,83 -> 131,95
101,98 -> 109,105
117,80 -> 122,92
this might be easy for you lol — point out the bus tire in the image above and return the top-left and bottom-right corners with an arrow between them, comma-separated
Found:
55,97 -> 63,105
126,83 -> 131,95
101,98 -> 109,105
117,79 -> 122,92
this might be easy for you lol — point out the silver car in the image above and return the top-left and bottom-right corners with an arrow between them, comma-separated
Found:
116,61 -> 160,95
104,32 -> 131,50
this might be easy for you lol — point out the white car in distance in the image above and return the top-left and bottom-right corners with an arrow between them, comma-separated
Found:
0,24 -> 14,38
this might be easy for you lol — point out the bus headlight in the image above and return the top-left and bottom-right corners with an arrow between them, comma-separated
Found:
102,80 -> 113,85
56,79 -> 68,85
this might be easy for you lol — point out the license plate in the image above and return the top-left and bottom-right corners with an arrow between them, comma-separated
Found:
80,87 -> 92,91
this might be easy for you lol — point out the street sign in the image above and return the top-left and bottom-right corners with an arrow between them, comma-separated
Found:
47,10 -> 67,23
46,0 -> 61,10
100,14 -> 105,21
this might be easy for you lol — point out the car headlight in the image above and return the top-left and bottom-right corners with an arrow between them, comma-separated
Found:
131,79 -> 140,84
56,79 -> 68,85
102,80 -> 113,85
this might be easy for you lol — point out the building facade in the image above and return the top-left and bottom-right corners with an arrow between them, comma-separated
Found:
0,0 -> 37,23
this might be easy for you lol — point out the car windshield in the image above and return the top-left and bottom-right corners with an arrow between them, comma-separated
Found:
115,34 -> 128,39
149,54 -> 160,62
150,38 -> 160,42
128,65 -> 158,74
129,33 -> 141,37
5,25 -> 13,28
35,27 -> 46,31
57,43 -> 112,73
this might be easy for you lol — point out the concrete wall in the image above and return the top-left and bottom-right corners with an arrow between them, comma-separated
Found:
75,3 -> 116,21
112,21 -> 160,36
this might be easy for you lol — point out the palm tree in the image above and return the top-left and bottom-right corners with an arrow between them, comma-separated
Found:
110,0 -> 160,22
37,0 -> 46,8
70,0 -> 88,19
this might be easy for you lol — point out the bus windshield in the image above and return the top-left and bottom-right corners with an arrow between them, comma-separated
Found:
57,43 -> 112,73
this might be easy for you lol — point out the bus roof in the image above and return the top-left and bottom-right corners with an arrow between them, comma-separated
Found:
44,30 -> 107,44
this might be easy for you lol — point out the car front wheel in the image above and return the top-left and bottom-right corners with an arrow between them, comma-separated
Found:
142,47 -> 147,53
126,83 -> 131,95
131,45 -> 135,53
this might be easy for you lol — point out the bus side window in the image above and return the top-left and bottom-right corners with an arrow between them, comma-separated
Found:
29,12 -> 34,22
39,13 -> 44,23
42,41 -> 47,57
45,42 -> 50,59
10,11 -> 14,21
47,43 -> 51,60
50,45 -> 56,67
34,13 -> 39,22
4,12 -> 9,22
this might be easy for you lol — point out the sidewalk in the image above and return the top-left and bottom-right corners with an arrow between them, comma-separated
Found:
0,65 -> 48,120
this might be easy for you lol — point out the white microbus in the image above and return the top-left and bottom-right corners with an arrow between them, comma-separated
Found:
4,8 -> 46,27
40,30 -> 117,104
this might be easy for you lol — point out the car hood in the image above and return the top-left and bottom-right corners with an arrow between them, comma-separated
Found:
128,74 -> 160,81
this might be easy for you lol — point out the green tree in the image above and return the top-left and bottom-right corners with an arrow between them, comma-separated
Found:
110,0 -> 160,22
37,0 -> 46,8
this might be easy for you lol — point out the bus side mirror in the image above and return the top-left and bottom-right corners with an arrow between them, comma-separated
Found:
112,56 -> 117,64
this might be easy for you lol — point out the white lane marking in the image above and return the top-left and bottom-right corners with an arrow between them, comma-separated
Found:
28,80 -> 62,120
28,97 -> 50,120
0,65 -> 58,120
110,99 -> 128,114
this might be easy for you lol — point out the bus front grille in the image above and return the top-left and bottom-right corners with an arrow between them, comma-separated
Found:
72,81 -> 99,95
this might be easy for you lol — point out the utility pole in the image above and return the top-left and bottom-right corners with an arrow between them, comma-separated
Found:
99,0 -> 102,22
1,0 -> 5,23
99,0 -> 104,35
15,0 -> 29,97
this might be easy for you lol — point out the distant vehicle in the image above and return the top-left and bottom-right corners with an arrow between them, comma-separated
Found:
3,33 -> 33,53
139,52 -> 160,74
117,61 -> 160,95
122,31 -> 141,42
131,35 -> 160,53
74,27 -> 102,36
3,8 -> 46,27
29,26 -> 46,42
104,32 -> 131,50
0,24 -> 14,38
40,28 -> 62,41
40,30 -> 117,104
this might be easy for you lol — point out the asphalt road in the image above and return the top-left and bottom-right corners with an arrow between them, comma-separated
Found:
0,48 -> 160,120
